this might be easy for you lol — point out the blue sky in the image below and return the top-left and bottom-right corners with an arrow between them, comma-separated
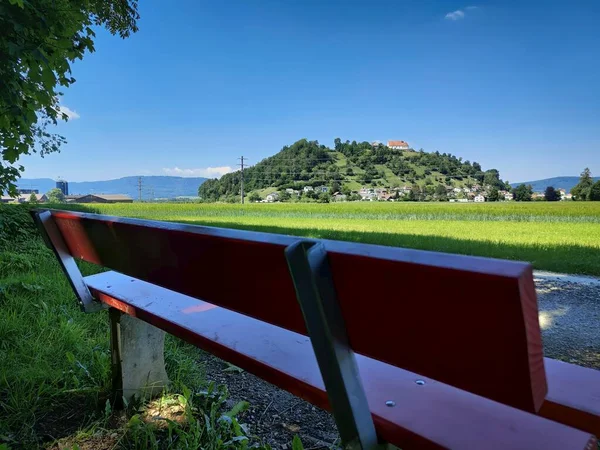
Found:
20,0 -> 600,183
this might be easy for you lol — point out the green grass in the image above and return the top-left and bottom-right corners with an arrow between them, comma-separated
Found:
83,202 -> 600,276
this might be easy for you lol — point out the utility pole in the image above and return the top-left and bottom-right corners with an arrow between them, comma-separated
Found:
137,176 -> 142,202
238,156 -> 245,204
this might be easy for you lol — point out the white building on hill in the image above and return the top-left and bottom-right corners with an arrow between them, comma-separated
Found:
387,140 -> 410,150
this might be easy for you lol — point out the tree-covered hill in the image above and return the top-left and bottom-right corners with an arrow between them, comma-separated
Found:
199,139 -> 509,202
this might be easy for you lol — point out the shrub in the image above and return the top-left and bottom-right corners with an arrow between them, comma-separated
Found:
0,204 -> 38,250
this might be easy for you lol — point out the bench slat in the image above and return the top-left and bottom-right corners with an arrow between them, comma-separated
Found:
85,271 -> 596,450
49,210 -> 546,412
540,359 -> 600,436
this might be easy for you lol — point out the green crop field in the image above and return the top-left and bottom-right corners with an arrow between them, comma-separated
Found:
85,202 -> 600,276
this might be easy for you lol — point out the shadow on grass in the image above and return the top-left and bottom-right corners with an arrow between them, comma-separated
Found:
168,218 -> 600,276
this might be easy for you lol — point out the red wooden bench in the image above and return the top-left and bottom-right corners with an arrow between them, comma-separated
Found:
33,209 -> 599,449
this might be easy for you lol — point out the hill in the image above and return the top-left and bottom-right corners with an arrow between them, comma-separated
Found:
199,139 -> 509,202
16,176 -> 207,200
512,176 -> 600,193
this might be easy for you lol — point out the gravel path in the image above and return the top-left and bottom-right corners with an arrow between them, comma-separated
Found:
202,272 -> 600,449
535,272 -> 600,369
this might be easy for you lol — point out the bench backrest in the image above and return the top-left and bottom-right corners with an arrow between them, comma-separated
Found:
39,209 -> 547,412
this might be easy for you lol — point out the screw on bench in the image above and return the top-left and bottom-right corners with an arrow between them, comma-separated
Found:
385,400 -> 396,407
416,380 -> 426,385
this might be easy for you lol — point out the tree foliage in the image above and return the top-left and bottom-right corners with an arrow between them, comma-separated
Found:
544,186 -> 561,202
571,168 -> 594,201
513,184 -> 533,202
590,180 -> 600,201
248,192 -> 261,203
198,138 -> 507,202
488,188 -> 499,202
46,187 -> 64,203
199,139 -> 333,201
0,0 -> 139,194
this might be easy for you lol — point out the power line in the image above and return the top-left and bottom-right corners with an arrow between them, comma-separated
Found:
137,176 -> 142,202
238,156 -> 246,204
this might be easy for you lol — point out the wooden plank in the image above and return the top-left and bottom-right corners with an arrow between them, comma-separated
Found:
44,209 -> 546,412
85,271 -> 596,450
540,358 -> 600,436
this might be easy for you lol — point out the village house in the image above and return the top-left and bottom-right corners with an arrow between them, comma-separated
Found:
387,140 -> 410,150
453,187 -> 462,194
265,192 -> 279,202
504,193 -> 514,201
558,189 -> 573,201
359,187 -> 378,201
474,194 -> 486,203
333,193 -> 347,202
66,194 -> 133,204
303,186 -> 314,193
0,193 -> 48,204
315,186 -> 329,193
285,188 -> 299,195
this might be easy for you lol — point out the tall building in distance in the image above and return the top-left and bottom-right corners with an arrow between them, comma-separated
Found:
56,179 -> 69,196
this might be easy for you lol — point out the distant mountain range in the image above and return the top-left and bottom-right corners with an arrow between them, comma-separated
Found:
16,176 -> 207,200
511,176 -> 600,193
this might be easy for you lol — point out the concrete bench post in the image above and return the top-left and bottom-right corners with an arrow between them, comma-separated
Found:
109,308 -> 169,405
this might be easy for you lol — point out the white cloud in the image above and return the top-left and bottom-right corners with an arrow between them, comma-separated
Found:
445,9 -> 465,20
445,6 -> 479,20
162,166 -> 234,178
58,105 -> 80,120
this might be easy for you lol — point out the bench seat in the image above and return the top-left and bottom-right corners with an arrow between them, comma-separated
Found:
542,359 -> 600,436
86,271 -> 597,450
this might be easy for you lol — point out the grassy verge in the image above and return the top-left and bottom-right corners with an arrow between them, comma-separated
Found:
0,205 -> 270,449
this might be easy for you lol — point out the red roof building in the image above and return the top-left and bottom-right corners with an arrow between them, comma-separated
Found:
387,140 -> 410,149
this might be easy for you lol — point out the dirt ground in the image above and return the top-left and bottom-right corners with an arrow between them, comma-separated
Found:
203,355 -> 339,449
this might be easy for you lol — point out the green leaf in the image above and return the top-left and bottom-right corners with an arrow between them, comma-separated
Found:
7,42 -> 21,56
225,400 -> 249,418
3,147 -> 19,164
41,67 -> 56,87
292,435 -> 304,450
104,399 -> 112,419
65,351 -> 75,364
223,362 -> 244,373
